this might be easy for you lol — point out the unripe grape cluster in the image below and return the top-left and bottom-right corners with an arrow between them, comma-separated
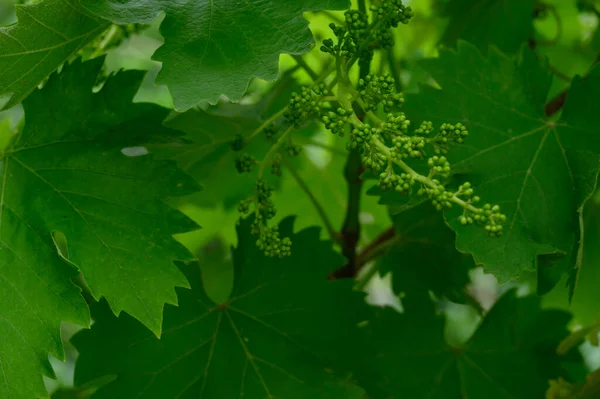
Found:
285,85 -> 330,127
390,134 -> 427,159
232,81 -> 333,257
358,74 -> 405,112
378,169 -> 414,192
234,148 -> 298,256
231,82 -> 333,257
322,108 -> 350,137
231,133 -> 245,151
320,1 -> 413,68
230,0 -> 503,258
345,10 -> 369,44
330,71 -> 506,236
320,15 -> 367,59
271,154 -> 282,176
240,179 -> 292,258
419,182 -> 454,210
285,140 -> 303,157
428,156 -> 451,177
263,125 -> 278,142
235,153 -> 256,174
255,227 -> 292,258
370,0 -> 414,48
320,24 -> 357,57
431,122 -> 469,154
348,124 -> 376,151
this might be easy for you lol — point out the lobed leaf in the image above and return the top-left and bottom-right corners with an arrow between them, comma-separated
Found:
79,0 -> 350,110
11,57 -> 204,333
0,0 -> 108,109
357,290 -> 581,399
0,57 -> 202,399
73,217 -> 367,398
378,201 -> 475,303
401,42 -> 600,285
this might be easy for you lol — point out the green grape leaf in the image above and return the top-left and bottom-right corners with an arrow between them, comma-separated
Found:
358,290 -> 581,399
0,192 -> 89,398
401,42 -> 600,283
79,0 -> 350,111
378,201 -> 475,303
72,217 -> 367,398
540,199 -> 600,326
0,0 -> 108,109
4,57 -> 201,340
437,0 -> 536,54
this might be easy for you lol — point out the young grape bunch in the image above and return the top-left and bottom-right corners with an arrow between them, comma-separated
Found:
230,0 -> 504,257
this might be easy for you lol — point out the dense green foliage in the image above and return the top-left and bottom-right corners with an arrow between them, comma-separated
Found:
0,0 -> 600,398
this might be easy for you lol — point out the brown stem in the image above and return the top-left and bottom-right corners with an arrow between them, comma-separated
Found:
545,52 -> 600,117
330,224 -> 402,281
545,89 -> 569,117
548,65 -> 572,82
292,54 -> 319,81
328,18 -> 373,280
356,226 -> 396,267
328,149 -> 365,280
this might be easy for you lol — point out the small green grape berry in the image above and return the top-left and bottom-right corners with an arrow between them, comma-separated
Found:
255,179 -> 273,203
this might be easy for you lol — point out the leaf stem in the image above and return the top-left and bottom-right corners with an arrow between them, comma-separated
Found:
253,125 -> 295,228
257,125 -> 294,178
245,61 -> 339,144
354,237 -> 407,292
356,226 -> 397,267
387,49 -> 403,92
548,65 -> 571,82
88,24 -> 120,59
280,157 -> 341,243
354,229 -> 431,291
247,107 -> 288,141
292,54 -> 319,81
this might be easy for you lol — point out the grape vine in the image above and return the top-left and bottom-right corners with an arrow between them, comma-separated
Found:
1,0 -> 599,397
232,0 -> 506,257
